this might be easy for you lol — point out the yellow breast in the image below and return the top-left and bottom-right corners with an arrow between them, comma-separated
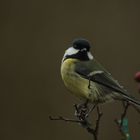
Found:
61,59 -> 90,100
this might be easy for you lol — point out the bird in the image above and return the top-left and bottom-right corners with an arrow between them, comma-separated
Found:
61,38 -> 140,106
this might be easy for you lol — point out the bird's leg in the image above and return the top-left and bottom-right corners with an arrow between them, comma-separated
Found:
85,103 -> 98,118
74,100 -> 97,119
88,77 -> 91,89
74,99 -> 89,120
74,102 -> 101,124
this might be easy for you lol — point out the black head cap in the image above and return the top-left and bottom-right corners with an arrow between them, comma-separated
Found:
72,38 -> 91,51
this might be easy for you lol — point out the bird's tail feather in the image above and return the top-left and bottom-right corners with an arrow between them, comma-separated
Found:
123,94 -> 140,107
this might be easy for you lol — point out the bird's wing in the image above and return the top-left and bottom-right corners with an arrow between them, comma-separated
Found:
75,59 -> 127,95
75,59 -> 140,106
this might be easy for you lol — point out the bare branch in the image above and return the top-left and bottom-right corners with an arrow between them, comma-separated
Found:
120,102 -> 130,127
49,101 -> 103,140
115,101 -> 131,140
49,116 -> 83,123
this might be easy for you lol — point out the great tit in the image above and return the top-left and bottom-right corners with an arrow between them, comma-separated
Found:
61,38 -> 140,106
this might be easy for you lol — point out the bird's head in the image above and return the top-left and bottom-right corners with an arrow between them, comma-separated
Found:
62,38 -> 93,62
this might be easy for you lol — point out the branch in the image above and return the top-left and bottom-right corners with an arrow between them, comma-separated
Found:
49,102 -> 103,140
115,102 -> 131,140
115,118 -> 131,140
49,116 -> 83,123
120,102 -> 130,126
93,107 -> 103,139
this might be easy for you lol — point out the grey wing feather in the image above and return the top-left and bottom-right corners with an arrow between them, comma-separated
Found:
75,59 -> 140,106
75,59 -> 126,93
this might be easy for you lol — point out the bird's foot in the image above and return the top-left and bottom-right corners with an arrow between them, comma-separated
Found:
74,100 -> 97,120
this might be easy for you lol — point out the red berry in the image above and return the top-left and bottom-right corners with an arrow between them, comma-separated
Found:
134,72 -> 140,82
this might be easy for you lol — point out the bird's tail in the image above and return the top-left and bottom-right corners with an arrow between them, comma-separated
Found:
123,94 -> 140,107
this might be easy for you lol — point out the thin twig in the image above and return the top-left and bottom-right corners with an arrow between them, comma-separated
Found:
83,106 -> 103,140
93,106 -> 103,140
95,107 -> 103,134
49,116 -> 83,123
120,102 -> 130,127
49,102 -> 103,140
115,101 -> 131,140
115,118 -> 131,140
114,119 -> 125,138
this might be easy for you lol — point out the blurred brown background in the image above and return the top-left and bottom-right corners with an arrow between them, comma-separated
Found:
0,0 -> 140,140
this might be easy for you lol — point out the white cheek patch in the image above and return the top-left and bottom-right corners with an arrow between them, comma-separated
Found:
62,47 -> 79,62
87,52 -> 94,60
65,47 -> 79,56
